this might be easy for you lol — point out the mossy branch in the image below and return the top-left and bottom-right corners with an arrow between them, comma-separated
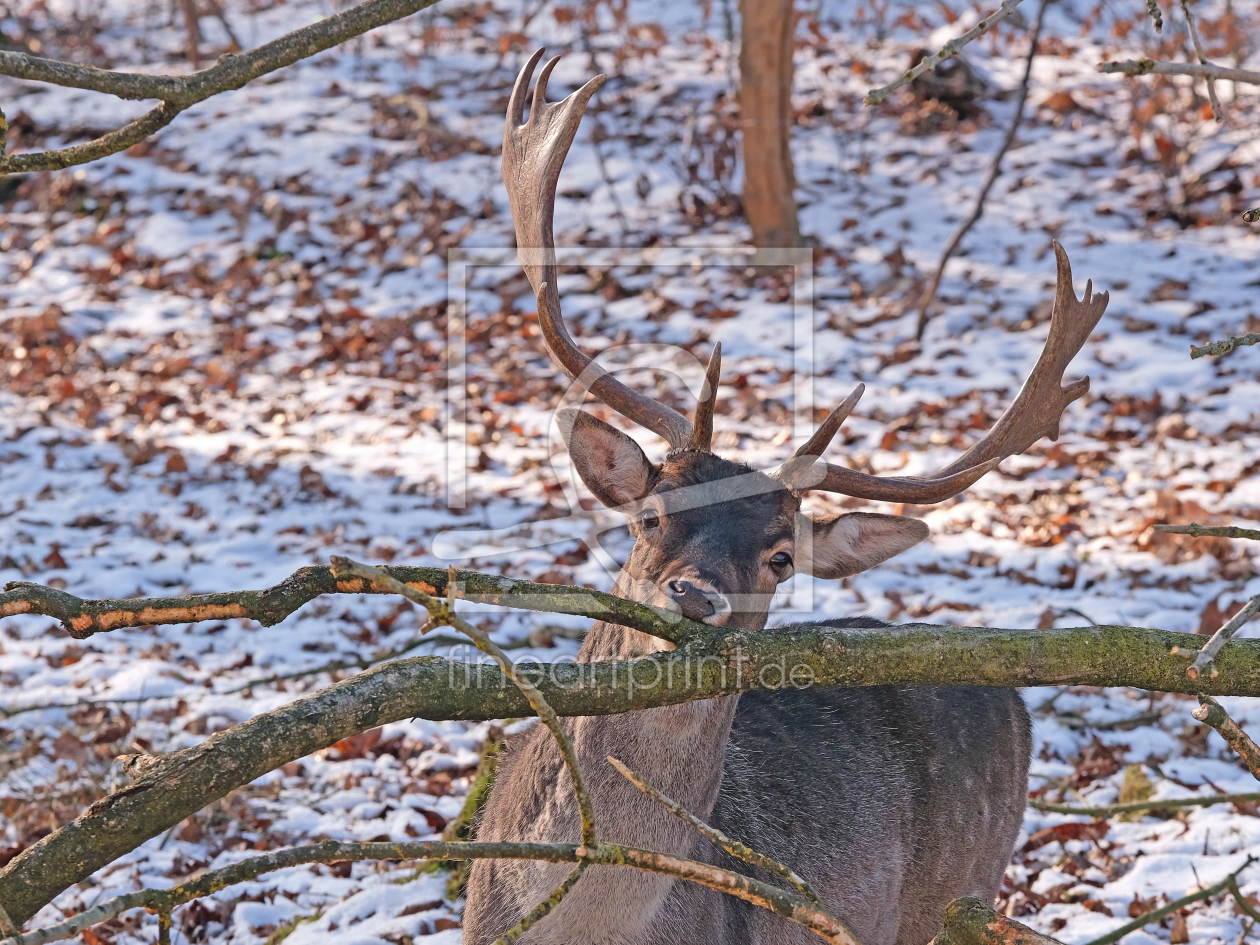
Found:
0,838 -> 851,945
1190,332 -> 1260,359
8,610 -> 1260,928
932,859 -> 1258,945
330,557 -> 598,848
16,566 -> 1260,928
1029,790 -> 1260,817
0,564 -> 706,644
1154,523 -> 1260,541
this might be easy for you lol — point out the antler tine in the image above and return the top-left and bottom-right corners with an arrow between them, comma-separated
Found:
685,343 -> 723,451
503,50 -> 694,449
780,242 -> 1106,503
934,241 -> 1107,477
778,455 -> 1003,502
792,384 -> 865,459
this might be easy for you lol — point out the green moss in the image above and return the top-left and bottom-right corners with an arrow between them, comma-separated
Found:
264,912 -> 318,944
1118,765 -> 1155,822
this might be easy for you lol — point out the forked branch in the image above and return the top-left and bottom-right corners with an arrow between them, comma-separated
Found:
864,0 -> 1027,106
0,564 -> 708,644
0,838 -> 853,945
13,587 -> 1260,930
0,0 -> 443,175
609,757 -> 823,905
330,557 -> 597,848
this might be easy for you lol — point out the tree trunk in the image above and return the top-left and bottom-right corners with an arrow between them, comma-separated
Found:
739,0 -> 800,247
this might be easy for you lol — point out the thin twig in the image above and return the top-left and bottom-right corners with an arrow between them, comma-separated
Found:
1188,593 -> 1260,680
1098,58 -> 1260,85
914,0 -> 1048,341
1155,523 -> 1260,541
0,0 -> 444,175
492,863 -> 590,945
1029,791 -> 1260,817
608,756 -> 822,905
1191,332 -> 1260,359
864,0 -> 1027,106
223,625 -> 454,695
1179,0 -> 1223,121
1193,695 -> 1260,780
331,557 -> 597,848
1082,856 -> 1255,945
0,902 -> 16,938
1231,878 -> 1260,925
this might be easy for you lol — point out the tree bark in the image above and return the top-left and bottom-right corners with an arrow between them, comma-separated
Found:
739,0 -> 800,247
8,619 -> 1260,927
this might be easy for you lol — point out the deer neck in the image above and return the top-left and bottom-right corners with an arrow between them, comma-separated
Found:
565,573 -> 745,836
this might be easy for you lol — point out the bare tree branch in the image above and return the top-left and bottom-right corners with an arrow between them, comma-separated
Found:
935,861 -> 1260,945
1083,857 -> 1256,945
1193,695 -> 1260,778
0,102 -> 185,174
1179,0 -> 1223,120
609,756 -> 823,905
13,594 -> 1260,929
0,564 -> 707,644
494,863 -> 590,945
1030,790 -> 1260,817
1097,58 -> 1260,85
930,896 -> 1062,945
0,837 -> 852,945
914,0 -> 1048,341
332,557 -> 598,847
864,0 -> 1027,107
1191,332 -> 1260,359
1154,523 -> 1260,541
1187,593 -> 1260,680
0,0 -> 445,175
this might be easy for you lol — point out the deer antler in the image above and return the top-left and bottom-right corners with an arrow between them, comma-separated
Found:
778,242 -> 1108,501
505,50 -> 704,451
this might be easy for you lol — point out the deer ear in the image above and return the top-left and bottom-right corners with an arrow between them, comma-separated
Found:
556,408 -> 656,508
798,512 -> 928,579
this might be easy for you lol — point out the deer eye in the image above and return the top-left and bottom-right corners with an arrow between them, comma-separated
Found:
769,551 -> 793,572
640,510 -> 660,529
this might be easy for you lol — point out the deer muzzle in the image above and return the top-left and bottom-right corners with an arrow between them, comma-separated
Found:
666,579 -> 730,624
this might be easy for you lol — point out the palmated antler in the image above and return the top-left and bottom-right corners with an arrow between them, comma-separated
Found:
505,50 -> 717,451
778,242 -> 1108,501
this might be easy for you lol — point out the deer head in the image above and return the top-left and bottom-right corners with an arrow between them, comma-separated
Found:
503,50 -> 1108,632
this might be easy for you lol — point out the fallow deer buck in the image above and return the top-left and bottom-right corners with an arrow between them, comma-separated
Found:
465,50 -> 1109,945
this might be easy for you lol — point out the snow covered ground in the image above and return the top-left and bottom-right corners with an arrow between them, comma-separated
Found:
2,0 -> 1260,941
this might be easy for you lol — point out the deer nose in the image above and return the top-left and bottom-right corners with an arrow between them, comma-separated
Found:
667,580 -> 716,620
